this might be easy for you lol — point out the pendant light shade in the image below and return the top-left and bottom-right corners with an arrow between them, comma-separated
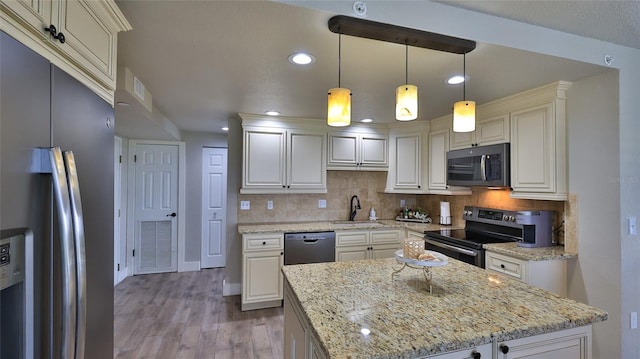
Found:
453,53 -> 475,132
328,33 -> 351,127
453,100 -> 476,132
396,44 -> 418,121
327,87 -> 351,127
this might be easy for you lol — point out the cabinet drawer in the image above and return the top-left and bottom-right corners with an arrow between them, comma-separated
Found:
243,233 -> 284,251
486,252 -> 525,280
370,230 -> 401,245
335,231 -> 368,246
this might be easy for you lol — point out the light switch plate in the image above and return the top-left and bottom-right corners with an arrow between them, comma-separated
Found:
240,201 -> 250,210
632,312 -> 638,329
400,199 -> 406,208
318,199 -> 327,208
629,216 -> 637,236
267,200 -> 273,210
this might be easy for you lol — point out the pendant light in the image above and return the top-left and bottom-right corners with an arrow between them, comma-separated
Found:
452,53 -> 476,132
327,32 -> 351,127
396,43 -> 418,121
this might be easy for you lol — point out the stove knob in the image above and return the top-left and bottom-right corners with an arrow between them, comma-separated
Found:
509,215 -> 516,222
502,215 -> 508,221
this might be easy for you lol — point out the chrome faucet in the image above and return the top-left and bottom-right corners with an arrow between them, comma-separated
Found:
350,195 -> 361,221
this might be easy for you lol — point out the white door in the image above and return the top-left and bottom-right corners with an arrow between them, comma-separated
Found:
201,147 -> 227,268
134,144 -> 179,274
114,137 -> 126,284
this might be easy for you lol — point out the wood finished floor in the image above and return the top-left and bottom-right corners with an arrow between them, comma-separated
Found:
114,269 -> 284,359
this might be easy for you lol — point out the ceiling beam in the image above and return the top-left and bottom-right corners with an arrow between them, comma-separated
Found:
328,15 -> 476,54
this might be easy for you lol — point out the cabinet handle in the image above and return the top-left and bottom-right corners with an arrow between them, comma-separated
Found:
500,264 -> 505,269
43,24 -> 65,43
280,252 -> 283,256
282,185 -> 286,188
499,344 -> 509,354
471,351 -> 481,359
262,241 -> 266,245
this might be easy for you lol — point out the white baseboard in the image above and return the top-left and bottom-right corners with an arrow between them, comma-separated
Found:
223,281 -> 241,296
180,261 -> 201,272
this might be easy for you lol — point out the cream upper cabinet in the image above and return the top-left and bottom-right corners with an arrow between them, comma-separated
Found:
509,81 -> 570,200
241,123 -> 327,194
385,123 -> 430,193
427,116 -> 471,195
0,0 -> 131,104
449,114 -> 510,150
328,131 -> 388,170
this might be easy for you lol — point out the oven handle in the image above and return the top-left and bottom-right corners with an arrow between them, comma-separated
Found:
424,238 -> 478,257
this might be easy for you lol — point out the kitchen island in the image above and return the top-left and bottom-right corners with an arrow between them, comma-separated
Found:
282,257 -> 607,359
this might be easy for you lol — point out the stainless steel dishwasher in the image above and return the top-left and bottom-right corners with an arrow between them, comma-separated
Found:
284,231 -> 336,265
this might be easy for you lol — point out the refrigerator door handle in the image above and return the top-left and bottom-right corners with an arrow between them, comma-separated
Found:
49,147 -> 77,359
64,151 -> 86,359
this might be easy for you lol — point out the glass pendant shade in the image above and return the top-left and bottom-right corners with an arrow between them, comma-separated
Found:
453,100 -> 476,132
327,87 -> 351,127
395,84 -> 418,121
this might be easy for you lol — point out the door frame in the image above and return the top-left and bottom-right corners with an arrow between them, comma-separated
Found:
126,139 -> 187,273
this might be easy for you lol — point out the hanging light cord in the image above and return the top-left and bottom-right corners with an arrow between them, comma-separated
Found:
405,43 -> 409,85
338,32 -> 342,88
462,53 -> 466,101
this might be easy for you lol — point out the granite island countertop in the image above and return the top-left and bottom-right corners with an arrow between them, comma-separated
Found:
484,242 -> 577,261
282,258 -> 607,359
238,219 -> 457,234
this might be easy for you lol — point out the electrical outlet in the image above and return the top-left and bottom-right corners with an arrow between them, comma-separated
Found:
632,312 -> 638,329
267,200 -> 273,210
400,199 -> 406,208
629,216 -> 637,236
240,201 -> 250,210
318,199 -> 327,208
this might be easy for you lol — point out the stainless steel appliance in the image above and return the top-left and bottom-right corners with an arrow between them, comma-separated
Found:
516,210 -> 554,248
425,206 -> 525,268
284,232 -> 336,265
446,143 -> 510,187
1,32 -> 114,358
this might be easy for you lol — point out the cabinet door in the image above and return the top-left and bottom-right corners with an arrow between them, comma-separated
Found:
360,134 -> 388,167
243,251 -> 283,303
449,130 -> 474,150
328,132 -> 358,167
485,251 -> 526,281
510,103 -> 555,192
284,293 -> 307,359
476,114 -> 509,146
428,129 -> 449,190
406,230 -> 424,241
426,344 -> 492,359
370,230 -> 401,245
243,128 -> 286,189
0,0 -> 51,40
393,134 -> 421,188
497,326 -> 590,359
51,0 -> 118,87
370,244 -> 399,260
335,246 -> 368,262
288,131 -> 326,190
335,231 -> 368,246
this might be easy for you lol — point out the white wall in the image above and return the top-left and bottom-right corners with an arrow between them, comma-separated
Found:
182,131 -> 228,262
281,1 -> 640,356
567,71 -> 620,358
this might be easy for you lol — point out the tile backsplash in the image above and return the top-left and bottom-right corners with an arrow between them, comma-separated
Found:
238,170 -> 569,245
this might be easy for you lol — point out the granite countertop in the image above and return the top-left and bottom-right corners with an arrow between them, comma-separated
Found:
237,219 -> 456,234
282,258 -> 607,359
484,242 -> 576,261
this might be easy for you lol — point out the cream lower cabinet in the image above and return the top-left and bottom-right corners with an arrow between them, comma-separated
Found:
284,282 -> 327,359
242,233 -> 284,311
496,326 -> 591,359
0,0 -> 131,103
335,230 -> 401,262
485,250 -> 567,297
422,344 -> 492,359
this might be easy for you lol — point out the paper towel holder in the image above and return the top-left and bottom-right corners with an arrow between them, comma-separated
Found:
439,216 -> 452,226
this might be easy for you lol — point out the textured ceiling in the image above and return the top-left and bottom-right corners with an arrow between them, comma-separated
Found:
114,0 -> 629,139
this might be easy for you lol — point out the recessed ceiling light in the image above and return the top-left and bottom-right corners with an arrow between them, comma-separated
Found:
221,127 -> 229,131
447,75 -> 466,85
288,52 -> 315,65
360,118 -> 373,123
265,111 -> 280,116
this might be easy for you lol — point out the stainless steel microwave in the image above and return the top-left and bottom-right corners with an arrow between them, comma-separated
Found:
446,143 -> 510,187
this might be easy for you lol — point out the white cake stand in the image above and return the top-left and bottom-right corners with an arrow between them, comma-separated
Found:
392,250 -> 448,293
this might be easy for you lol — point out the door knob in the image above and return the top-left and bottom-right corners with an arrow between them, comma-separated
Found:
166,212 -> 177,217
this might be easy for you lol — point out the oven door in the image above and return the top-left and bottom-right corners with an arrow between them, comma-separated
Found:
424,238 -> 484,268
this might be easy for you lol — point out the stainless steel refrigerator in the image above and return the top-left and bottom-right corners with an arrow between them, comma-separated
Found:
0,31 -> 115,359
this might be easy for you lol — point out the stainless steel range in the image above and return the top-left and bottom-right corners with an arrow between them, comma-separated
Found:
424,206 -> 523,268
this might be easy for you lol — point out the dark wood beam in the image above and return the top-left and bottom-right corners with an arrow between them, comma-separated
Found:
328,15 -> 476,54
